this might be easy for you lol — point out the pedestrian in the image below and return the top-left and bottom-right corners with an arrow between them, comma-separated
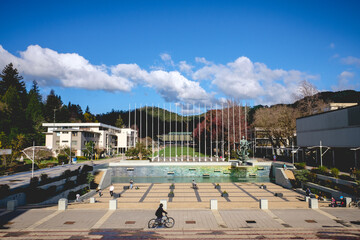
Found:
192,180 -> 197,189
130,179 -> 134,189
98,188 -> 102,197
273,155 -> 277,161
331,197 -> 336,207
76,193 -> 80,202
109,184 -> 114,197
305,188 -> 311,197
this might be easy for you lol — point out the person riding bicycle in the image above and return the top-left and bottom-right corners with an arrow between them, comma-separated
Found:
155,203 -> 167,225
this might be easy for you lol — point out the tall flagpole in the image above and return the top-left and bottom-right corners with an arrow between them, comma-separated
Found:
152,104 -> 154,161
135,103 -> 137,145
175,103 -> 177,161
239,102 -> 242,142
140,104 -> 142,149
170,104 -> 171,162
129,104 -> 131,128
193,103 -> 195,161
181,107 -> 184,161
146,105 -> 148,149
227,103 -> 230,160
163,104 -> 166,161
198,103 -> 201,162
245,103 -> 247,140
187,103 -> 189,161
158,104 -> 160,161
232,100 -> 235,151
204,103 -> 207,162
221,103 -> 224,160
216,104 -> 218,161
210,104 -> 213,161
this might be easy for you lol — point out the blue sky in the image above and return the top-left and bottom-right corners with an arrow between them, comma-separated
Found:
0,0 -> 359,114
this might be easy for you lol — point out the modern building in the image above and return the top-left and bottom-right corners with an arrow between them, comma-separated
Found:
296,104 -> 360,170
43,123 -> 137,156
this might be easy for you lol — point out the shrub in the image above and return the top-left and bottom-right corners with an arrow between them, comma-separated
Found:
38,163 -> 48,169
330,168 -> 340,178
68,191 -> 76,200
0,184 -> 10,199
29,176 -> 39,188
57,154 -> 68,164
81,165 -> 93,174
355,170 -> 360,181
46,185 -> 57,196
26,187 -> 47,203
64,180 -> 75,190
76,156 -> 87,161
40,173 -> 49,184
294,162 -> 306,170
318,166 -> 329,175
62,170 -> 72,180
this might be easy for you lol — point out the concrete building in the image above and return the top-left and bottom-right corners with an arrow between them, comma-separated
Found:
43,123 -> 137,156
296,104 -> 360,169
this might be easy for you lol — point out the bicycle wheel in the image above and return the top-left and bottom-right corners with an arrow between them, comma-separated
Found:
148,218 -> 158,228
164,217 -> 175,228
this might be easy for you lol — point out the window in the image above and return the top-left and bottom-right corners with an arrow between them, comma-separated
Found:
71,140 -> 77,146
56,132 -> 60,136
72,132 -> 78,136
56,140 -> 60,146
62,131 -> 68,134
62,140 -> 68,143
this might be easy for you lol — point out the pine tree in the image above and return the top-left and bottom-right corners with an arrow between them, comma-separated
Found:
26,81 -> 44,129
44,89 -> 63,122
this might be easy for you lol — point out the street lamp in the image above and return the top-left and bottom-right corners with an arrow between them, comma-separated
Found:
308,140 -> 330,167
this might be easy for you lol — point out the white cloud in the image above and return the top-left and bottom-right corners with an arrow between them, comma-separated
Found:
160,53 -> 174,66
330,43 -> 335,49
332,71 -> 357,91
0,45 -> 133,91
193,56 -> 317,105
341,56 -> 360,67
195,57 -> 212,65
178,61 -> 193,75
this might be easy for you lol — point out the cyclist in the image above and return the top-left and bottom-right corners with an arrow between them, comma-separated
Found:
155,203 -> 168,225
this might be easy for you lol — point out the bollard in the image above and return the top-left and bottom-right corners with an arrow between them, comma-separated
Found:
345,197 -> 351,207
109,199 -> 117,210
309,198 -> 318,209
160,199 -> 167,210
58,198 -> 68,210
7,200 -> 17,211
305,196 -> 310,202
90,197 -> 96,203
210,199 -> 218,210
260,199 -> 268,209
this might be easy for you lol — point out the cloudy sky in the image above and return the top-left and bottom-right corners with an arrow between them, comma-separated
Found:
0,0 -> 359,114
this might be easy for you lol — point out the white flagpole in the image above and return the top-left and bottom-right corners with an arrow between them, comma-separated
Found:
146,105 -> 148,149
135,103 -> 137,145
187,103 -> 189,161
210,104 -> 213,161
140,103 -> 142,150
158,104 -> 160,161
216,104 -> 218,161
175,103 -> 177,161
227,102 -> 230,160
204,103 -> 207,162
245,103 -> 247,140
170,104 -> 171,162
222,103 -> 224,161
193,103 -> 195,161
232,100 -> 235,152
152,104 -> 154,161
239,102 -> 241,143
181,107 -> 184,162
163,104 -> 166,162
199,103 -> 201,162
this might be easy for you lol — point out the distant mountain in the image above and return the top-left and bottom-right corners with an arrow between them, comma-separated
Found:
317,90 -> 360,103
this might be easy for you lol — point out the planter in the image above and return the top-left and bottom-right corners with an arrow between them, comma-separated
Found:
221,193 -> 228,197
168,193 -> 174,197
316,174 -> 358,187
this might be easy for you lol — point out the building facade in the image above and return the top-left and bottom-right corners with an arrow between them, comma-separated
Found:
43,123 -> 137,156
296,105 -> 360,169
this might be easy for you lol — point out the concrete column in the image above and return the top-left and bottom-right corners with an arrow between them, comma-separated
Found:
309,198 -> 318,209
58,198 -> 68,210
345,197 -> 352,207
260,199 -> 268,209
332,150 -> 336,167
160,199 -> 167,210
210,199 -> 218,210
305,196 -> 310,202
7,200 -> 17,211
109,199 -> 117,210
90,197 -> 96,203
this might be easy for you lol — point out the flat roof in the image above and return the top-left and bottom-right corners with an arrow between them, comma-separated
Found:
42,122 -> 122,131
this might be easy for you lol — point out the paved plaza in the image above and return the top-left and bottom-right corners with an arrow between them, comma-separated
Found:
1,182 -> 360,239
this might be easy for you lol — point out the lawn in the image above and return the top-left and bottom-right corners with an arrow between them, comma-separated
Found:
154,146 -> 208,157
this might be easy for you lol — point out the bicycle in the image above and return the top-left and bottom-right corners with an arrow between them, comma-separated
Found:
349,198 -> 360,208
148,214 -> 175,228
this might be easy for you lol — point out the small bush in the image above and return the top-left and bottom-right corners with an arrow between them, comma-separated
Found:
76,156 -> 87,161
355,170 -> 360,181
30,176 -> 39,188
294,162 -> 306,170
47,185 -> 57,196
0,184 -> 10,199
40,173 -> 49,184
330,168 -> 340,178
81,165 -> 93,174
68,191 -> 76,200
318,166 -> 329,175
57,154 -> 68,164
339,174 -> 355,181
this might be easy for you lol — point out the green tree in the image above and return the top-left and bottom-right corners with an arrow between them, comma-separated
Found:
44,90 -> 63,122
82,141 -> 95,159
0,63 -> 27,108
115,116 -> 124,128
125,142 -> 151,160
26,81 -> 44,129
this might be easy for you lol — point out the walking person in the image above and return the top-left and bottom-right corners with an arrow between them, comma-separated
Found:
130,179 -> 134,189
109,184 -> 114,197
98,188 -> 103,197
305,188 -> 311,197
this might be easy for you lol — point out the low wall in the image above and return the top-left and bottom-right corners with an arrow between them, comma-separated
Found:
98,169 -> 112,190
0,192 -> 26,208
38,176 -> 77,192
38,183 -> 89,205
305,182 -> 352,199
316,174 -> 358,187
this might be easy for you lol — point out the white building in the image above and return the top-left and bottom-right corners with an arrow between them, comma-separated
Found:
42,123 -> 137,156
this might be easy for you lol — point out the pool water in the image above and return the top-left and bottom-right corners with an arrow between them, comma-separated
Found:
110,165 -> 270,183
